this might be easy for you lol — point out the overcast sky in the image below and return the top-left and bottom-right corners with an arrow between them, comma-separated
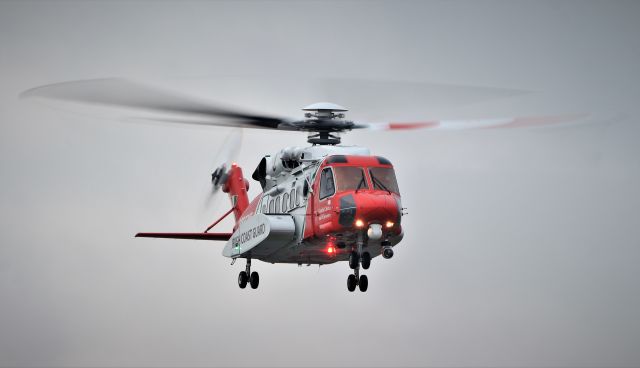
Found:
1,1 -> 640,367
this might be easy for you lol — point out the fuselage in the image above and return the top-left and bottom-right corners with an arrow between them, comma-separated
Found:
225,145 -> 404,265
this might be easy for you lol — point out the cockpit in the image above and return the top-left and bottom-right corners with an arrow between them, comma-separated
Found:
312,155 -> 403,239
318,162 -> 400,199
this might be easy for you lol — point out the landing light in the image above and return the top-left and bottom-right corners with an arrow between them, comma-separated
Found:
355,219 -> 364,228
385,221 -> 394,228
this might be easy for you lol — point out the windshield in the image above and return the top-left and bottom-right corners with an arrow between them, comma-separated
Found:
369,167 -> 399,194
334,166 -> 368,192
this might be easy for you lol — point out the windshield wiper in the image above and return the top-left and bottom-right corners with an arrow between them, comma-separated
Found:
355,172 -> 367,193
370,172 -> 391,194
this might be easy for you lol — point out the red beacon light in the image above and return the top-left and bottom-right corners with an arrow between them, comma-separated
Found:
326,245 -> 336,255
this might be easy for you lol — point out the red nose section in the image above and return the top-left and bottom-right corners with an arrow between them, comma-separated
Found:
354,192 -> 400,226
313,192 -> 402,239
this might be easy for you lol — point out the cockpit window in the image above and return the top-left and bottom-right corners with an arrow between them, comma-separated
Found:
369,167 -> 400,194
334,166 -> 369,192
319,168 -> 335,200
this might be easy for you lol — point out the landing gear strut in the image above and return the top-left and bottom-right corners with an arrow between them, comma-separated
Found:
238,258 -> 259,290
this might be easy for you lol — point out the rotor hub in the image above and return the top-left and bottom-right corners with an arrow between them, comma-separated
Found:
301,102 -> 350,145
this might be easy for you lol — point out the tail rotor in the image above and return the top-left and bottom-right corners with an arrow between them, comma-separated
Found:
204,128 -> 243,211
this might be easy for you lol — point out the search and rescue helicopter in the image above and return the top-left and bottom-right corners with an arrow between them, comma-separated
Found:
22,79 -> 583,292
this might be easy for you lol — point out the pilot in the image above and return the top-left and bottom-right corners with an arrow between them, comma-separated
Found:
323,169 -> 335,195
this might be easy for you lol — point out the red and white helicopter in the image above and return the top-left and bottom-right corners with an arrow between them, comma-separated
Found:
22,79 -> 583,292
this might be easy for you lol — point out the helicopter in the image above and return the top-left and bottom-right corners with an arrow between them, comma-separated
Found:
21,79 -> 584,292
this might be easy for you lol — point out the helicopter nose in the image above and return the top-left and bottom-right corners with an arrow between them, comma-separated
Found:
339,192 -> 401,231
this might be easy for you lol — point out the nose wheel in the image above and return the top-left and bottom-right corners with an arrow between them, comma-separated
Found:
361,252 -> 371,269
238,258 -> 259,290
347,274 -> 357,292
358,274 -> 368,292
346,269 -> 369,292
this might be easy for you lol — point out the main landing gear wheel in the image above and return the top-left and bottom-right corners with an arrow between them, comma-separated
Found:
361,252 -> 371,269
238,271 -> 248,289
250,271 -> 259,289
347,274 -> 357,292
358,274 -> 368,292
238,258 -> 259,290
349,251 -> 359,269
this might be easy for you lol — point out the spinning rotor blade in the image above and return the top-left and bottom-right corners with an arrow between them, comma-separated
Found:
205,128 -> 243,211
21,78 -> 292,130
22,78 -> 590,140
354,114 -> 588,131
316,78 -> 530,120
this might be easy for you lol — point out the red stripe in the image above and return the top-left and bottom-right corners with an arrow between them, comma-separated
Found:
387,121 -> 437,130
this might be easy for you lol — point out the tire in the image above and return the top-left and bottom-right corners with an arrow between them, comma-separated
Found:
250,271 -> 260,289
348,251 -> 359,270
358,274 -> 368,292
238,271 -> 248,289
347,274 -> 357,292
361,252 -> 371,269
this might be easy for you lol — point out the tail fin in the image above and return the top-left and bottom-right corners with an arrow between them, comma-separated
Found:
223,163 -> 250,229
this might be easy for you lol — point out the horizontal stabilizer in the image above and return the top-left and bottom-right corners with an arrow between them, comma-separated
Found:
135,232 -> 231,241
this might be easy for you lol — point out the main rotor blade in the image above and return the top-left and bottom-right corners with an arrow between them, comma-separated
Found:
353,114 -> 589,131
21,78 -> 291,129
316,78 -> 530,121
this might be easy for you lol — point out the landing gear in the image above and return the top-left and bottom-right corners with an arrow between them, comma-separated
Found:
346,234 -> 369,292
238,258 -> 259,290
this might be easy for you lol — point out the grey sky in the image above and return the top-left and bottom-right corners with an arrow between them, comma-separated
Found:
1,1 -> 639,367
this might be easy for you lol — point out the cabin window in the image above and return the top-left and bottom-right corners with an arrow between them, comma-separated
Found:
261,196 -> 268,213
275,196 -> 281,213
290,188 -> 296,209
295,187 -> 300,206
334,167 -> 369,192
369,167 -> 400,194
283,193 -> 289,212
269,198 -> 274,213
319,167 -> 335,200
